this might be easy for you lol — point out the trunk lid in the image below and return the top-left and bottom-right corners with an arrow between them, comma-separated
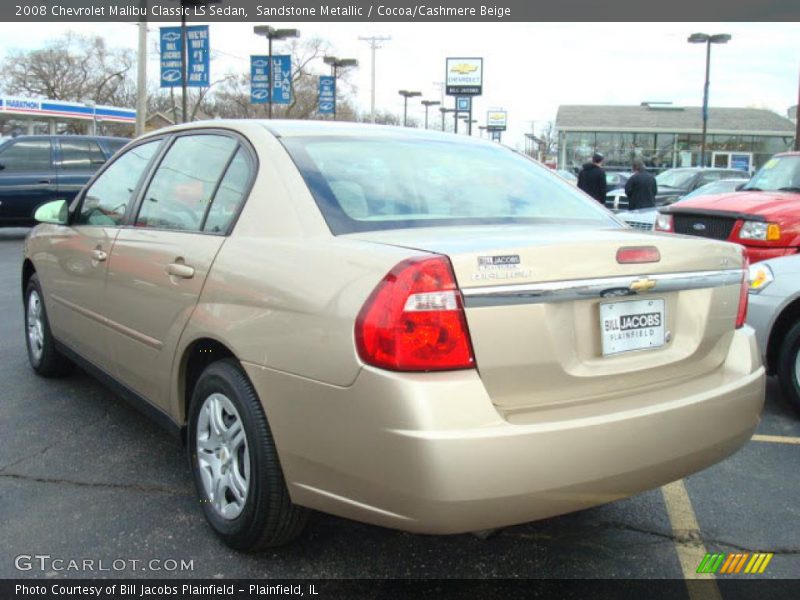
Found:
347,224 -> 745,415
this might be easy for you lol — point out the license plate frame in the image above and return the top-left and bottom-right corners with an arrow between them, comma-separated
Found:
599,298 -> 666,356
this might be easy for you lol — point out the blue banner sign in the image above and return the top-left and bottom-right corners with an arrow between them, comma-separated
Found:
456,97 -> 471,112
160,27 -> 183,88
251,55 -> 292,105
271,55 -> 292,105
186,25 -> 210,88
250,56 -> 270,104
319,76 -> 335,115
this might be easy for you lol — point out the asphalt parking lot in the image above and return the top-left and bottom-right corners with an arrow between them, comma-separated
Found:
1,227 -> 798,589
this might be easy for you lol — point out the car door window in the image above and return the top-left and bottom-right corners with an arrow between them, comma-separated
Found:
203,147 -> 252,233
59,139 -> 107,170
0,139 -> 52,172
136,134 -> 237,232
76,140 -> 161,226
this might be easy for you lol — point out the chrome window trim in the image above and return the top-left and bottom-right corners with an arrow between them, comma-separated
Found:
461,269 -> 744,307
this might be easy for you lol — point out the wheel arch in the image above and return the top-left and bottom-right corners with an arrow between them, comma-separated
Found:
21,259 -> 36,301
766,296 -> 800,375
178,337 -> 237,435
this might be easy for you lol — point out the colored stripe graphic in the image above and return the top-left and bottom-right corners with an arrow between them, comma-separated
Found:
698,553 -> 773,574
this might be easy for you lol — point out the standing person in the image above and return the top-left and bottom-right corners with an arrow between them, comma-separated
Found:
577,152 -> 607,204
624,159 -> 658,210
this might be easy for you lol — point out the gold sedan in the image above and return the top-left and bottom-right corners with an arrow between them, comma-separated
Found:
22,120 -> 764,550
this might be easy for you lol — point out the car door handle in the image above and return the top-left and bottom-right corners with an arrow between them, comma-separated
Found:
91,249 -> 107,262
167,263 -> 195,279
38,179 -> 51,184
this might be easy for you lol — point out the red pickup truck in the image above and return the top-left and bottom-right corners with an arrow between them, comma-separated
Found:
655,152 -> 800,263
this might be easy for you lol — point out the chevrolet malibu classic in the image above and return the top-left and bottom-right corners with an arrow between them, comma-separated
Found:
22,121 -> 764,550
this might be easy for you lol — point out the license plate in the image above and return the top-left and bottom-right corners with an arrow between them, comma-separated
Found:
600,298 -> 665,356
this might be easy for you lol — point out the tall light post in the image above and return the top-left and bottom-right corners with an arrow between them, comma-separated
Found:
254,26 -> 300,119
398,90 -> 421,127
688,32 -> 731,167
460,117 -> 477,136
324,56 -> 358,120
420,100 -> 440,129
439,106 -> 454,132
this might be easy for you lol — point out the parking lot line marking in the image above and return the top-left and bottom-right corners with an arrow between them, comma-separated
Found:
751,434 -> 800,445
661,480 -> 722,600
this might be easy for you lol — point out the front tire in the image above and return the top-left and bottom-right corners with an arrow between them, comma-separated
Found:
188,359 -> 309,550
24,274 -> 71,377
776,322 -> 800,414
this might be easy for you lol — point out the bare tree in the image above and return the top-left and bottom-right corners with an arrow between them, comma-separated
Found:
537,121 -> 558,159
206,36 -> 359,121
0,33 -> 135,106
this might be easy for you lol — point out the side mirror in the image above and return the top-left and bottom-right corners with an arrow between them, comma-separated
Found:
0,162 -> 5,171
34,199 -> 69,225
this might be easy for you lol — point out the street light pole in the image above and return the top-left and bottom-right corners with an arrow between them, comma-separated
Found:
438,106 -> 454,132
398,90 -> 421,127
254,26 -> 301,119
420,100 -> 440,129
324,56 -> 358,121
688,32 -> 731,167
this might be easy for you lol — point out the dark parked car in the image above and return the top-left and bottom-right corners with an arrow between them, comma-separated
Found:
0,135 -> 128,227
605,167 -> 748,211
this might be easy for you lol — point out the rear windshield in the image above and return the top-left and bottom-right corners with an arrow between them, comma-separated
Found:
281,136 -> 618,234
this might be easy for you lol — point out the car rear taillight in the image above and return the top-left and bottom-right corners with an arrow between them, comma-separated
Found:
736,258 -> 749,329
355,256 -> 476,371
654,213 -> 674,232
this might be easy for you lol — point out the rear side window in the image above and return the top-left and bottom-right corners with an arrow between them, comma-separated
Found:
136,134 -> 237,232
0,139 -> 52,172
59,139 -> 107,170
76,140 -> 161,226
203,147 -> 252,233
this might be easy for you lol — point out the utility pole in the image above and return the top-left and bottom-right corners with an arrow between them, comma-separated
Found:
135,0 -> 148,137
795,67 -> 800,151
358,35 -> 391,124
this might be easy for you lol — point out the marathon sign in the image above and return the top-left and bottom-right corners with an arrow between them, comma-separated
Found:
446,57 -> 483,96
0,96 -> 136,123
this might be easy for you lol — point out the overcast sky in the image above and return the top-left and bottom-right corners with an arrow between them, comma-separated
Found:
0,21 -> 797,147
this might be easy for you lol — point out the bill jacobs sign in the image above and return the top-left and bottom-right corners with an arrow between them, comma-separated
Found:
487,110 -> 507,131
446,57 -> 483,96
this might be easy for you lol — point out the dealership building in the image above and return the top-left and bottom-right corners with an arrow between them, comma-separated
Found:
555,103 -> 796,173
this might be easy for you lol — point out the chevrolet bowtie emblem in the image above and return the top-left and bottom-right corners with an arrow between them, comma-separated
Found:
630,278 -> 657,293
450,63 -> 478,75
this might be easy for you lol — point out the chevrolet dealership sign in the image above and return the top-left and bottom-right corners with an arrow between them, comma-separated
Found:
446,57 -> 483,96
487,110 -> 507,131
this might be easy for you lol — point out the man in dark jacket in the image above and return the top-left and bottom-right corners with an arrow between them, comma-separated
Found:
624,159 -> 658,210
577,152 -> 607,204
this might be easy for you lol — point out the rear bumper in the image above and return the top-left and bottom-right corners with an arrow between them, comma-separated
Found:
244,327 -> 764,535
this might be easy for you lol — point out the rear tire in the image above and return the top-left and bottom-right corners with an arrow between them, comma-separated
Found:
188,359 -> 309,551
776,322 -> 800,414
24,274 -> 72,377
